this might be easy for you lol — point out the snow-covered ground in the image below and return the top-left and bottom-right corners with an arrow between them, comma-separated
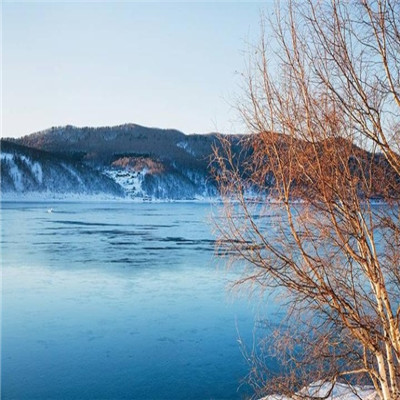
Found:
0,192 -> 126,202
0,191 -> 219,203
103,167 -> 146,198
263,381 -> 378,400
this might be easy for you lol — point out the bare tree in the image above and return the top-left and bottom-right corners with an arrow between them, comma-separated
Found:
213,1 -> 400,399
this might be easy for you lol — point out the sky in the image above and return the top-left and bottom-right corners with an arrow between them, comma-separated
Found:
2,1 -> 272,138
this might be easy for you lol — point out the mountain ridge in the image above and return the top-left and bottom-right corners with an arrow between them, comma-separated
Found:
1,123 -> 391,201
2,124 -> 237,200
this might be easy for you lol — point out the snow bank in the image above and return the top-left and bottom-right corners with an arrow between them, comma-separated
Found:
262,381 -> 378,400
0,192 -> 125,202
0,192 -> 219,203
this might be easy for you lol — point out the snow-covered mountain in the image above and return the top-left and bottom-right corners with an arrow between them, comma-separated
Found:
2,124 -> 233,200
2,123 -> 389,201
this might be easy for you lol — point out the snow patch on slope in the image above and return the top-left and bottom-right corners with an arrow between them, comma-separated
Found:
1,153 -> 24,191
103,168 -> 147,198
1,153 -> 44,189
177,140 -> 196,156
20,155 -> 43,184
61,163 -> 84,186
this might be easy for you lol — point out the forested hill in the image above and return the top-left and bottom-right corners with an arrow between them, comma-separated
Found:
15,124 -> 220,167
2,124 -> 242,200
1,139 -> 124,199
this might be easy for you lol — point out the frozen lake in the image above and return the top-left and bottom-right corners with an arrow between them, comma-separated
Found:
1,202 -> 279,399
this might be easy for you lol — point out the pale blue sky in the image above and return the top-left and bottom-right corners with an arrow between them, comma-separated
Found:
2,1 -> 272,138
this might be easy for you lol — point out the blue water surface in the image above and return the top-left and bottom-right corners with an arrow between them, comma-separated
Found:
1,202 -> 279,400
